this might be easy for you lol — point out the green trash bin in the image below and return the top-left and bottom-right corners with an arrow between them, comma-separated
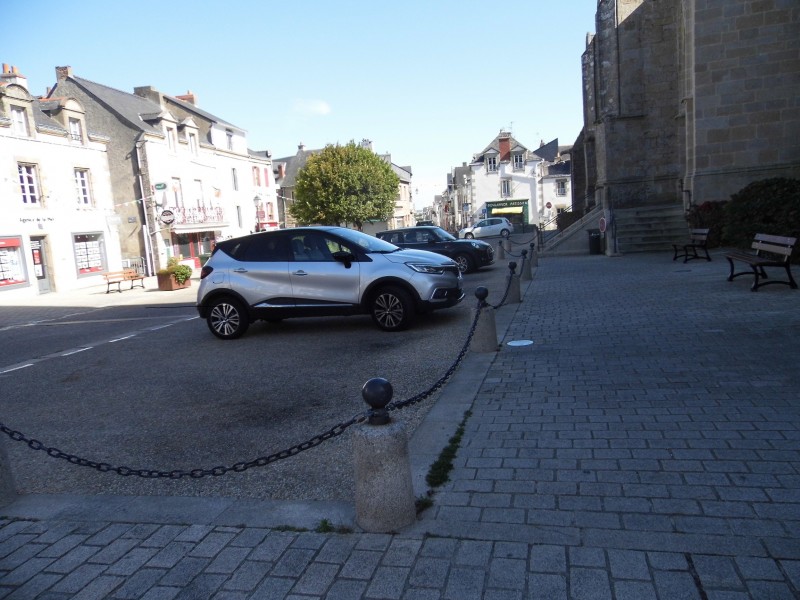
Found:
588,229 -> 603,254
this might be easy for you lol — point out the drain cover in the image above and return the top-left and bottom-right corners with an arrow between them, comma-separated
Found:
507,340 -> 534,347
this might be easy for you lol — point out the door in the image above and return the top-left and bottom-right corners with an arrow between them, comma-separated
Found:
29,236 -> 52,294
288,232 -> 360,307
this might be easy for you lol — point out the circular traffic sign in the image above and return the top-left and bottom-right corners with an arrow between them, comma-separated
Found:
160,209 -> 175,225
599,217 -> 607,233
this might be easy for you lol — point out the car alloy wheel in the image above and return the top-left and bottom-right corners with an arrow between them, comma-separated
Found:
207,297 -> 249,339
454,253 -> 473,274
500,229 -> 510,238
371,286 -> 413,331
464,232 -> 474,239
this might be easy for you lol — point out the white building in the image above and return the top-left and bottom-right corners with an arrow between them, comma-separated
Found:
0,64 -> 121,298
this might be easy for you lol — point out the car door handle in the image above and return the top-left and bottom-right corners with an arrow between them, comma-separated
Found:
292,270 -> 308,276
233,268 -> 248,273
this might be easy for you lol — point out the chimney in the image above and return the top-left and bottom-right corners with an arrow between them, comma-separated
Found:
1,64 -> 28,90
277,164 -> 286,179
499,135 -> 510,163
298,143 -> 306,152
133,86 -> 162,104
55,66 -> 73,81
175,90 -> 196,105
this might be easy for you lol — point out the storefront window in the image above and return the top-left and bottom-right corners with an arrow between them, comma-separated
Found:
73,233 -> 106,275
0,237 -> 28,288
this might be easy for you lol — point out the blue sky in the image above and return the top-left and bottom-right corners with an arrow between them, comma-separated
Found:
5,0 -> 597,208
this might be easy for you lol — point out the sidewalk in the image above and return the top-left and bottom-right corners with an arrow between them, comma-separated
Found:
2,251 -> 799,599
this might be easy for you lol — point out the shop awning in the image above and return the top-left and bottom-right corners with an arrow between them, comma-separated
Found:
492,206 -> 524,214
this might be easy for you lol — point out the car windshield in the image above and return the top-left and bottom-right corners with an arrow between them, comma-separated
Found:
431,227 -> 456,241
333,227 -> 400,253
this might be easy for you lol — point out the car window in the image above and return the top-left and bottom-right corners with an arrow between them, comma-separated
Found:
433,227 -> 455,241
475,220 -> 488,228
240,234 -> 291,262
289,232 -> 338,261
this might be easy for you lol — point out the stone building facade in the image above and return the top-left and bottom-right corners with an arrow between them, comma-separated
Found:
573,0 -> 800,218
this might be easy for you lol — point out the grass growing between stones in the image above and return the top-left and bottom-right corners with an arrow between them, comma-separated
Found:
425,410 -> 472,488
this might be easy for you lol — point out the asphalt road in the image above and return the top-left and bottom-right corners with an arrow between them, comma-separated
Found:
1,242 -> 528,502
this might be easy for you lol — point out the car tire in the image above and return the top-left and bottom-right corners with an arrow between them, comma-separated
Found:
454,253 -> 474,274
500,229 -> 510,238
371,286 -> 414,331
206,297 -> 249,339
464,232 -> 474,239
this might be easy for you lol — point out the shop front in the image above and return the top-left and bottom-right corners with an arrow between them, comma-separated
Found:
487,199 -> 530,232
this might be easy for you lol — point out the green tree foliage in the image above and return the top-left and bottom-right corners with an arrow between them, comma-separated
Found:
291,142 -> 400,229
722,178 -> 800,259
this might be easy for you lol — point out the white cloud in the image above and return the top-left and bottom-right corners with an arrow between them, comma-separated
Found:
292,99 -> 332,116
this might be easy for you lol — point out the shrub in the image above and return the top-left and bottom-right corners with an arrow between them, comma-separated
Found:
685,201 -> 727,247
722,178 -> 800,259
158,256 -> 193,284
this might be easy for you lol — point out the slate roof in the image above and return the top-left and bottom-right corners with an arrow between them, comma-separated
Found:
532,138 -> 559,162
273,148 -> 321,187
472,132 -> 529,164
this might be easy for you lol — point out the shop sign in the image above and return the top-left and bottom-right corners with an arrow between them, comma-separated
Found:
160,210 -> 175,225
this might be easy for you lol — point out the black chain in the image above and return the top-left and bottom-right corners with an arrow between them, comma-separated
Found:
489,266 -> 516,309
0,302 -> 489,480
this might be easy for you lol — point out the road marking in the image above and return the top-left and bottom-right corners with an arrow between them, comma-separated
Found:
61,348 -> 92,356
0,363 -> 34,374
109,335 -> 136,343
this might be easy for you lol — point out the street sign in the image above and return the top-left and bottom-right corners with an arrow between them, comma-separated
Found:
546,202 -> 552,209
160,209 -> 175,225
599,217 -> 607,233
154,183 -> 167,190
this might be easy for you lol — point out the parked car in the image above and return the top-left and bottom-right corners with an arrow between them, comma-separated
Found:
376,226 -> 494,274
459,217 -> 514,239
197,227 -> 464,339
416,220 -> 435,226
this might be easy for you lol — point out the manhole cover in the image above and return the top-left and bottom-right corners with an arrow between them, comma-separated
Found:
507,340 -> 534,347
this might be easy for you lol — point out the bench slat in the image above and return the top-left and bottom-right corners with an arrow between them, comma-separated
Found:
725,233 -> 797,291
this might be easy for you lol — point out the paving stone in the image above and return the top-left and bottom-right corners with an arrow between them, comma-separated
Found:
569,568 -> 611,600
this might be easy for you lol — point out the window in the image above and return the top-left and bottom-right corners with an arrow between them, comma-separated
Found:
193,179 -> 204,207
166,127 -> 177,151
10,106 -> 29,136
264,168 -> 270,187
253,166 -> 261,186
556,179 -> 567,196
73,233 -> 106,275
188,132 -> 198,155
501,179 -> 511,197
231,168 -> 238,191
513,153 -> 524,171
0,237 -> 27,287
75,169 -> 92,205
18,164 -> 40,204
69,118 -> 83,143
486,156 -> 497,172
226,129 -> 234,151
172,178 -> 184,207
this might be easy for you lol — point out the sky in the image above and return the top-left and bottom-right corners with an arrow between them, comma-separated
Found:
5,0 -> 598,210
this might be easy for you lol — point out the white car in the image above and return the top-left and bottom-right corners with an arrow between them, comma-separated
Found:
459,217 -> 514,239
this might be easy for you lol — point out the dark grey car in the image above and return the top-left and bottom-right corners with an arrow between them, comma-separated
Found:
376,226 -> 495,273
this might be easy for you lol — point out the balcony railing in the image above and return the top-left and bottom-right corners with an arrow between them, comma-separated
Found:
173,206 -> 225,225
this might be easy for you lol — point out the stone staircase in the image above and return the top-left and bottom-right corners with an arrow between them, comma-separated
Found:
613,203 -> 688,254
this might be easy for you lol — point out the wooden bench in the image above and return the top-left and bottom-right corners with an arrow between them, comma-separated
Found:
672,228 -> 711,263
725,233 -> 797,292
103,268 -> 145,293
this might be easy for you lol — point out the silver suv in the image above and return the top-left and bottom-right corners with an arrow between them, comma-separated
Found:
196,226 -> 464,339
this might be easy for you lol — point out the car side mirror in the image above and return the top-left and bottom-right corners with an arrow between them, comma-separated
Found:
332,250 -> 354,268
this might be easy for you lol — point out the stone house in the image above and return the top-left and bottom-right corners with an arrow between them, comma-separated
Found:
571,0 -> 800,254
47,66 -> 276,273
0,64 -> 122,298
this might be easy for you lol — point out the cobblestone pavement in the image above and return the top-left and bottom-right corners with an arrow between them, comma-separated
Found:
1,251 -> 799,599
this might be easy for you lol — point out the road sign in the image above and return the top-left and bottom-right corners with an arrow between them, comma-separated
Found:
160,209 -> 175,225
599,217 -> 607,233
154,183 -> 167,191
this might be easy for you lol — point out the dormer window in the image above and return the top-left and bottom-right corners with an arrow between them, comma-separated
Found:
166,127 -> 177,151
10,106 -> 29,136
486,156 -> 497,172
513,153 -> 524,171
226,129 -> 234,151
69,118 -> 83,143
188,132 -> 198,155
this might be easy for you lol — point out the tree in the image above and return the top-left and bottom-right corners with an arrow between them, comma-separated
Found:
291,142 -> 400,230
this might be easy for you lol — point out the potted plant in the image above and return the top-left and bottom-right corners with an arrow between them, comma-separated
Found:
156,257 -> 193,291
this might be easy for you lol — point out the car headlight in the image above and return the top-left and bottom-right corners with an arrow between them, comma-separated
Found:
406,262 -> 446,274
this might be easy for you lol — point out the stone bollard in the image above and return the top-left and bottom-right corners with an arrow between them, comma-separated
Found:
520,250 -> 532,282
506,262 -> 521,304
503,238 -> 511,253
471,287 -> 499,352
497,240 -> 505,260
530,242 -> 538,267
0,437 -> 17,507
353,378 -> 416,533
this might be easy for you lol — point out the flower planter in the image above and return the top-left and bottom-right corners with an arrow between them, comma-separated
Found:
156,272 -> 191,291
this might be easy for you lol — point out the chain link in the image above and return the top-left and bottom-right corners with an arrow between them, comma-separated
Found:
0,301 -> 491,480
